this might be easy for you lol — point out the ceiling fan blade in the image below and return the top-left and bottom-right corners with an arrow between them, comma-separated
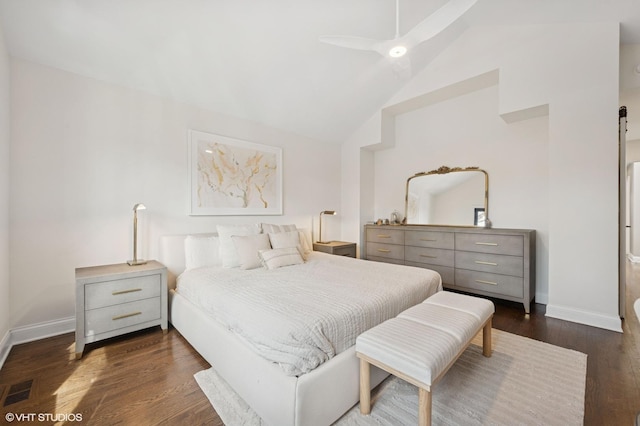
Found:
319,35 -> 385,53
403,0 -> 477,47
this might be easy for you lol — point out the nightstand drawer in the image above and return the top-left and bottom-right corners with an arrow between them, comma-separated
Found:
85,297 -> 161,336
85,274 -> 161,310
332,245 -> 356,257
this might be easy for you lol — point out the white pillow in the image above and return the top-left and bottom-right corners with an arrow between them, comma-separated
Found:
184,235 -> 221,270
217,224 -> 261,268
269,231 -> 307,260
259,247 -> 305,270
260,223 -> 297,233
297,230 -> 312,255
232,233 -> 271,270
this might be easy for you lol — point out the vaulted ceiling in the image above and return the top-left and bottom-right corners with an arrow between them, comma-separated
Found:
1,0 -> 640,144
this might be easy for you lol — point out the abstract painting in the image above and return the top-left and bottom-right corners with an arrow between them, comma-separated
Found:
189,130 -> 282,215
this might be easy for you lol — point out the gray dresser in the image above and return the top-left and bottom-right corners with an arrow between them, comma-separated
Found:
364,225 -> 536,313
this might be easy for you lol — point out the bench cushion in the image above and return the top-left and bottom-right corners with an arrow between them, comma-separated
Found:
356,317 -> 461,386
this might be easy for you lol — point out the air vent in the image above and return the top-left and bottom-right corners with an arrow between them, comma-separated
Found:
3,379 -> 33,406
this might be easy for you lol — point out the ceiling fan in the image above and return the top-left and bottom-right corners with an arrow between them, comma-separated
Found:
319,0 -> 477,59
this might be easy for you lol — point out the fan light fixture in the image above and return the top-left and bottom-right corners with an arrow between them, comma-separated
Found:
389,45 -> 407,58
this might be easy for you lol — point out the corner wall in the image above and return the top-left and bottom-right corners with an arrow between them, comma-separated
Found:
342,22 -> 621,331
0,21 -> 10,365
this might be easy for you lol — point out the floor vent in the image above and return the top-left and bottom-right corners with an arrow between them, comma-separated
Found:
3,379 -> 33,406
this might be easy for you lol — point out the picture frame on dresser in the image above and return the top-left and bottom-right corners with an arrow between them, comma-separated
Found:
364,224 -> 535,313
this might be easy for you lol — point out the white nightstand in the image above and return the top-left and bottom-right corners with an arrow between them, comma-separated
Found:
75,260 -> 168,359
313,241 -> 357,258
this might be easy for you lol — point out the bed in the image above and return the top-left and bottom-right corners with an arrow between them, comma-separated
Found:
160,228 -> 442,426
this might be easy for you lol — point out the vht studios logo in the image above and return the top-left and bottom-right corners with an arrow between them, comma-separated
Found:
5,412 -> 83,422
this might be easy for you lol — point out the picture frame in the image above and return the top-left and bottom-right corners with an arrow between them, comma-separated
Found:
189,130 -> 283,216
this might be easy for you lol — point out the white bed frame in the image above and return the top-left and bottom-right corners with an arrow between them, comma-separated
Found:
159,234 -> 389,426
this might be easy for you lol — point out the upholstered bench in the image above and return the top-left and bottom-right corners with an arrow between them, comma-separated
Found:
356,291 -> 495,426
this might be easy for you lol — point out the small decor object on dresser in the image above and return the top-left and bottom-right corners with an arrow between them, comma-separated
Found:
313,241 -> 356,258
75,260 -> 168,359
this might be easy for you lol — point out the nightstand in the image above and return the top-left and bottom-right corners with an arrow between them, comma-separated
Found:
313,241 -> 356,258
75,260 -> 168,359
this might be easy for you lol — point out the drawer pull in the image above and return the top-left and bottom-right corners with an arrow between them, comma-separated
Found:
377,248 -> 391,253
112,288 -> 143,296
475,279 -> 498,286
112,311 -> 142,321
420,238 -> 437,242
420,254 -> 437,259
377,234 -> 391,239
475,260 -> 498,266
476,242 -> 498,246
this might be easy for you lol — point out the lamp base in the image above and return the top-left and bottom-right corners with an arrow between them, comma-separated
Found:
127,259 -> 147,266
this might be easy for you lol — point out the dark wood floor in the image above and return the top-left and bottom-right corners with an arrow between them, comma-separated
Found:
1,265 -> 640,425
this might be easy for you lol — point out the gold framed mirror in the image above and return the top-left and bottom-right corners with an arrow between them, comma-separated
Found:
404,166 -> 489,227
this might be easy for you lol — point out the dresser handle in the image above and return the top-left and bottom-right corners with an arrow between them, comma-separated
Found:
420,238 -> 437,242
112,311 -> 142,321
377,234 -> 391,238
112,288 -> 142,296
377,248 -> 391,253
420,254 -> 437,259
475,279 -> 498,286
475,260 -> 498,266
476,242 -> 498,246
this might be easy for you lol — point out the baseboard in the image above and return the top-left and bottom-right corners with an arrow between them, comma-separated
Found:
0,329 -> 10,370
546,304 -> 622,332
0,317 -> 75,369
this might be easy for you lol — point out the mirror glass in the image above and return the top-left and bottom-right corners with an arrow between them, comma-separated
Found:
405,166 -> 489,226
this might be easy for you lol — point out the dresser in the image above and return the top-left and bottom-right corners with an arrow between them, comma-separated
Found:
364,225 -> 536,313
75,260 -> 168,359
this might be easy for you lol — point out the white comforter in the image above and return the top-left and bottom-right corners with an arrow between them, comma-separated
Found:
176,252 -> 442,376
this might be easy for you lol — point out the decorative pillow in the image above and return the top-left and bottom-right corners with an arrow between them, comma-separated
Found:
217,224 -> 261,268
260,223 -> 297,234
184,235 -> 221,270
269,231 -> 307,260
232,233 -> 271,270
259,247 -> 305,270
297,230 -> 312,255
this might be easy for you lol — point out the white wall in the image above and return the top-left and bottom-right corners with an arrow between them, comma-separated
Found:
342,22 -> 621,331
9,59 -> 341,329
0,21 -> 11,360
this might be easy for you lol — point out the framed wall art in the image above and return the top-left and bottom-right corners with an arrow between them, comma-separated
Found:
189,130 -> 283,215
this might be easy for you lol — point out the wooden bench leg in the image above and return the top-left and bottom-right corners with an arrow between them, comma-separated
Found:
360,359 -> 371,415
418,388 -> 432,426
483,316 -> 492,357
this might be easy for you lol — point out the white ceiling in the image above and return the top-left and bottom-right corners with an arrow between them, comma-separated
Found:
1,0 -> 640,144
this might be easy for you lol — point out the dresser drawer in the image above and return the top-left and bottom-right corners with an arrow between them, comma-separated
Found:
367,256 -> 405,265
405,230 -> 454,249
455,251 -> 523,277
455,270 -> 524,298
366,228 -> 404,245
455,233 -> 523,256
405,246 -> 454,267
405,262 -> 454,284
85,274 -> 161,310
367,242 -> 404,260
84,297 -> 161,336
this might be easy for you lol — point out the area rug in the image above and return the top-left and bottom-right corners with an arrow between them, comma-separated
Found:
194,329 -> 586,425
